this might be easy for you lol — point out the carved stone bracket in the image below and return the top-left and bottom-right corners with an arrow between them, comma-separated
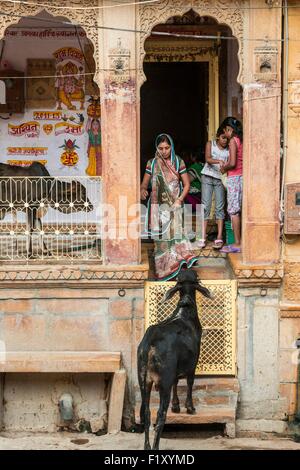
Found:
283,262 -> 300,301
254,45 -> 278,82
288,80 -> 300,117
228,253 -> 283,287
108,38 -> 131,85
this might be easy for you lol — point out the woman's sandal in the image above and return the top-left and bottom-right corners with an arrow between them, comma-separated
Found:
213,239 -> 224,250
196,239 -> 206,249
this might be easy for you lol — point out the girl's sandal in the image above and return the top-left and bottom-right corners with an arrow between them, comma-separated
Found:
213,239 -> 224,250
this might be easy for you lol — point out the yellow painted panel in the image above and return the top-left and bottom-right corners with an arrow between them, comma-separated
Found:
144,280 -> 237,375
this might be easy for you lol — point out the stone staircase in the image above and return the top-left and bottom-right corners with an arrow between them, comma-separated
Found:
135,377 -> 239,437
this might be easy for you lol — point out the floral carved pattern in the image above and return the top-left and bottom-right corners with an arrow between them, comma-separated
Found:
280,311 -> 300,318
233,267 -> 283,287
137,0 -> 245,87
283,263 -> 300,301
0,266 -> 148,285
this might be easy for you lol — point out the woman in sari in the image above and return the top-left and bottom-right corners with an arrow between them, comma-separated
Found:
86,118 -> 102,176
140,134 -> 198,281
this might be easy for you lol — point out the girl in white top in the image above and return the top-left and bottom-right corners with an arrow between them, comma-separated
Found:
198,127 -> 229,249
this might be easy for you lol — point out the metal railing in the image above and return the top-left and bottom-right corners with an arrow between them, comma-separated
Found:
0,176 -> 102,262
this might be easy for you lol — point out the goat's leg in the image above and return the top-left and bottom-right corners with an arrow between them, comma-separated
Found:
171,380 -> 180,413
27,208 -> 35,258
152,386 -> 172,450
12,209 -> 18,255
185,374 -> 196,415
37,217 -> 50,256
139,380 -> 152,450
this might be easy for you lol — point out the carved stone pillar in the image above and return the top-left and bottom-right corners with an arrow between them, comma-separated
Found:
242,83 -> 281,264
100,6 -> 140,265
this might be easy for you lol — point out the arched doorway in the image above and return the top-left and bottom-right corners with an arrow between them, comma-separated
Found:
0,10 -> 99,177
0,10 -> 102,261
140,11 -> 241,260
140,10 -> 241,175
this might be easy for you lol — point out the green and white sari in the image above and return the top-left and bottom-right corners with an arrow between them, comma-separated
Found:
145,134 -> 198,281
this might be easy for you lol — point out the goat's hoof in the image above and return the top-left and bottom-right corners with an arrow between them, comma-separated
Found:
186,407 -> 196,415
43,251 -> 52,257
171,404 -> 180,413
144,443 -> 151,450
131,424 -> 144,433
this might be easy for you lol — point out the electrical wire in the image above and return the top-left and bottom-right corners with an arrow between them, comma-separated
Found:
0,0 -> 161,10
2,0 -> 300,11
0,8 -> 295,43
0,71 -> 100,79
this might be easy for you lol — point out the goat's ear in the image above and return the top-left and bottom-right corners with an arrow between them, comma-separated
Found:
161,285 -> 180,303
196,284 -> 213,299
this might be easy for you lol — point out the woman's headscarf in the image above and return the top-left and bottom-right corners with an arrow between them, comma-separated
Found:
155,133 -> 179,171
144,133 -> 181,237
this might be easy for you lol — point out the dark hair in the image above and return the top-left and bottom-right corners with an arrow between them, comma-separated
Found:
156,134 -> 171,146
216,126 -> 226,138
221,116 -> 243,142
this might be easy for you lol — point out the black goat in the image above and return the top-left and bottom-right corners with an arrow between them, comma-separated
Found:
137,269 -> 212,450
0,162 -> 93,256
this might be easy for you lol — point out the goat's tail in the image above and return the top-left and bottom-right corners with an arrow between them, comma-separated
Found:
137,347 -> 148,392
137,348 -> 149,430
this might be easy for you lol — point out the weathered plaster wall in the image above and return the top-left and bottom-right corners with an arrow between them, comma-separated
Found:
0,286 -> 144,431
236,288 -> 288,433
3,374 -> 107,432
0,0 -> 288,433
278,312 -> 300,420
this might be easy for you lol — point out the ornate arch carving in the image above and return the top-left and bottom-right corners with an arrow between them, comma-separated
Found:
0,0 -> 101,87
137,0 -> 245,87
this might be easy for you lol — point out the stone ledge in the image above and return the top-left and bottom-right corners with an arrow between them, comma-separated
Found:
0,253 -> 149,288
135,407 -> 236,425
236,419 -> 288,434
280,302 -> 300,318
228,253 -> 283,287
0,351 -> 121,373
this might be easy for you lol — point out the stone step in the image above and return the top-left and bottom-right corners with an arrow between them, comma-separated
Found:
135,378 -> 239,397
136,394 -> 233,408
192,266 -> 232,280
134,378 -> 239,437
135,406 -> 236,428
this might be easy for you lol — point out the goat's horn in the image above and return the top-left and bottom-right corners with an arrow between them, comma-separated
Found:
161,285 -> 180,303
196,284 -> 214,300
